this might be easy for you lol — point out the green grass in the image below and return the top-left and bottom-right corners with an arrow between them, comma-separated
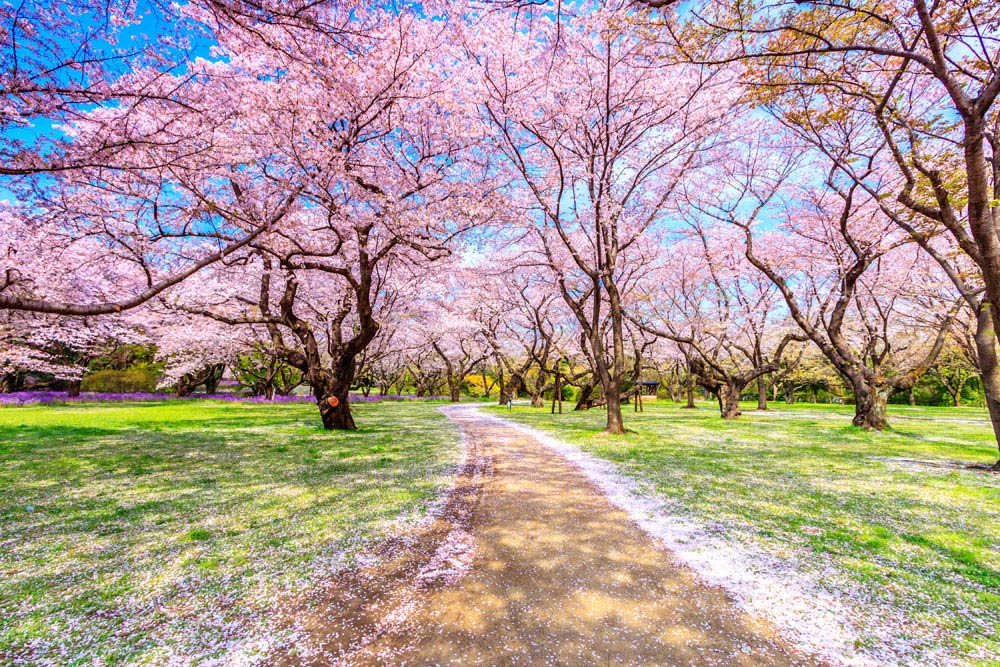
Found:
490,400 -> 1000,666
0,399 -> 459,665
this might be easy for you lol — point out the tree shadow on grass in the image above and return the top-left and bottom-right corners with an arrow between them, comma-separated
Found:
0,424 -> 119,445
899,532 -> 1000,590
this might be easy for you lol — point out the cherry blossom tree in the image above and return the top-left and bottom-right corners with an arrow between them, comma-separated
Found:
0,219 -> 156,393
0,310 -> 149,395
650,0 -> 1000,342
404,345 -> 448,398
405,271 -> 492,403
504,278 -> 570,408
152,312 -> 248,396
355,328 -> 411,398
232,344 -> 304,399
462,255 -> 585,407
631,225 -> 804,419
741,68 -> 1000,462
432,336 -> 490,403
710,140 -> 959,429
156,7 -> 496,429
930,341 -> 981,409
638,0 -> 1000,454
473,5 -> 736,432
0,2 -> 311,317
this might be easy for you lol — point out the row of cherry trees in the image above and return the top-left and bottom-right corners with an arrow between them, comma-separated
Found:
1,0 -> 997,465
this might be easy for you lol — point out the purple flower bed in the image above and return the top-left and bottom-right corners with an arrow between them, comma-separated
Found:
353,393 -> 450,403
0,391 -> 450,406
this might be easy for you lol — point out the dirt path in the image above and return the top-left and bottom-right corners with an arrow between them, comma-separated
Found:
276,405 -> 826,666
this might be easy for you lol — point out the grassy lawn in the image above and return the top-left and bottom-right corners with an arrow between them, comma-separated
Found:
0,400 -> 459,666
489,400 -> 1000,666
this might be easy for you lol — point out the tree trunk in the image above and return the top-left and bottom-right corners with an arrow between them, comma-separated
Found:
909,388 -> 916,406
668,380 -> 681,402
175,364 -> 220,397
450,383 -> 461,402
962,123 -> 1000,469
552,371 -> 562,414
604,293 -> 627,435
756,376 -> 768,411
67,379 -> 82,398
530,367 -> 549,408
203,365 -> 222,394
852,381 -> 889,430
575,381 -> 594,410
316,382 -> 355,430
605,387 -> 625,434
682,377 -> 696,409
962,116 -> 1000,383
718,382 -> 742,420
950,376 -> 969,407
320,398 -> 355,430
973,306 -> 1000,465
499,372 -> 522,405
310,351 -> 361,431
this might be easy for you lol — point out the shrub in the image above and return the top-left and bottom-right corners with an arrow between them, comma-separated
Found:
80,369 -> 162,393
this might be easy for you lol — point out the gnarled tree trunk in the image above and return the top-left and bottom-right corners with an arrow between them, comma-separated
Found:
315,378 -> 355,431
851,380 -> 890,431
1,373 -> 22,393
174,363 -> 223,397
718,382 -> 743,420
204,364 -> 223,394
499,371 -> 524,405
